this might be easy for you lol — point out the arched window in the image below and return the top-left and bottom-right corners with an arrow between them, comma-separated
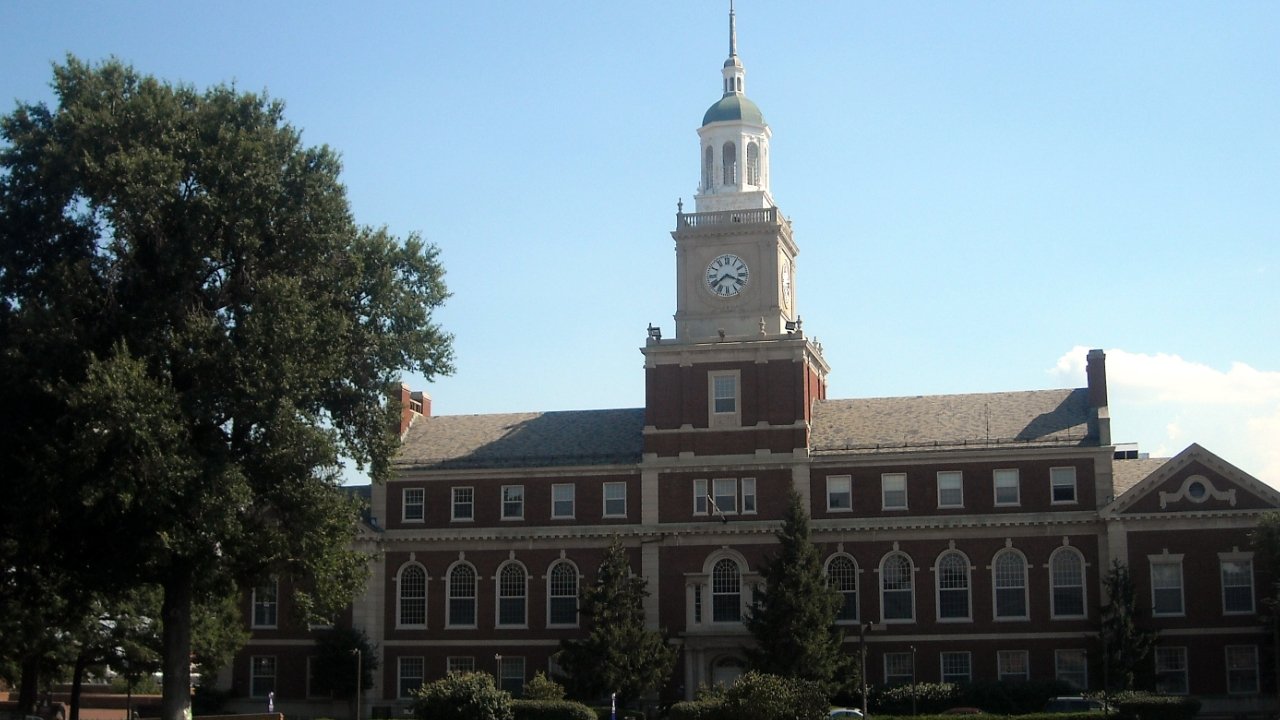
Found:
497,562 -> 527,627
746,142 -> 760,186
398,564 -> 427,627
447,563 -> 477,627
880,552 -> 914,622
826,555 -> 858,622
712,558 -> 742,622
936,551 -> 971,621
722,141 -> 738,185
702,145 -> 714,192
547,560 -> 578,627
993,549 -> 1028,619
1049,548 -> 1086,618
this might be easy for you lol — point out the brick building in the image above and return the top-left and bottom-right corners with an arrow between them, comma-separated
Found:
223,8 -> 1279,719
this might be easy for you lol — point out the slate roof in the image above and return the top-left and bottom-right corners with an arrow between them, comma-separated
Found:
1112,457 -> 1170,497
809,388 -> 1096,455
394,408 -> 645,470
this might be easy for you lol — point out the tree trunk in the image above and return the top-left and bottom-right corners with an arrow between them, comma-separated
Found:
71,652 -> 88,720
18,656 -> 39,713
161,576 -> 194,720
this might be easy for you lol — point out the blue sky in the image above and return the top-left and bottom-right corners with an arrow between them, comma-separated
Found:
3,2 -> 1277,484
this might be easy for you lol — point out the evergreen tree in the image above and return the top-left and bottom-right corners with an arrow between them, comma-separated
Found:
556,537 -> 676,705
1099,561 -> 1157,692
745,488 -> 845,692
1250,511 -> 1280,703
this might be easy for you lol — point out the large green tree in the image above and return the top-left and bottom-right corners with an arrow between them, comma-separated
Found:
0,56 -> 453,720
745,488 -> 846,693
556,537 -> 676,705
1099,560 -> 1157,692
1251,511 -> 1280,704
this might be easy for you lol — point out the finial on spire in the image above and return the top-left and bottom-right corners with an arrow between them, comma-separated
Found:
729,1 -> 738,59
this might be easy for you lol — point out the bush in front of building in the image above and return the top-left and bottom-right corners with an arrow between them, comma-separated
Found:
524,673 -> 567,702
512,699 -> 596,720
1108,691 -> 1200,720
666,672 -> 827,720
664,698 -> 720,720
870,682 -> 959,715
956,679 -> 1077,715
412,672 -> 513,720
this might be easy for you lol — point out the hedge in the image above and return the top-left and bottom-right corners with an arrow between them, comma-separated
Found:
512,699 -> 596,720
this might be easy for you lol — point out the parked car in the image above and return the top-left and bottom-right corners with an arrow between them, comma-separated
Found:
1043,696 -> 1106,712
829,708 -> 865,720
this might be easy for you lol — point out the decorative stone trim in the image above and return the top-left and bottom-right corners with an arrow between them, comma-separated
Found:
1160,474 -> 1235,509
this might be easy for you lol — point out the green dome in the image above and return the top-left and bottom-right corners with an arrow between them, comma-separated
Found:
702,93 -> 764,127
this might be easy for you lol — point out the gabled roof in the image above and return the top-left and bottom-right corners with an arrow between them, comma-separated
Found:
810,388 -> 1096,455
1108,442 -> 1280,514
394,408 -> 645,471
1112,457 -> 1169,497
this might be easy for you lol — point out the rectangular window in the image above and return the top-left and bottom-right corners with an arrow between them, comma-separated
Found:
997,650 -> 1029,682
502,485 -> 525,520
712,373 -> 737,414
694,478 -> 708,515
447,656 -> 475,675
499,656 -> 525,697
603,481 -> 627,517
452,487 -> 474,521
940,652 -> 971,685
693,585 -> 702,624
1051,466 -> 1078,504
1221,555 -> 1256,614
250,656 -> 276,698
1055,649 -> 1087,691
402,488 -> 425,522
251,582 -> 278,628
398,657 -> 425,698
1227,646 -> 1259,694
1155,647 -> 1189,695
713,477 -> 738,514
937,471 -> 963,508
741,477 -> 757,514
827,476 -> 852,512
1151,557 -> 1185,616
552,483 -> 575,519
882,473 -> 907,510
994,469 -> 1020,506
883,652 -> 914,686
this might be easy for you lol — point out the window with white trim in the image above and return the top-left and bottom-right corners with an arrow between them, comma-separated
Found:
1155,647 -> 1189,695
993,549 -> 1029,620
397,564 -> 427,627
1221,554 -> 1255,615
937,471 -> 963,508
251,582 -> 278,628
882,473 -> 907,510
402,488 -> 424,522
447,564 -> 477,627
741,477 -> 756,514
497,562 -> 527,627
398,656 -> 425,698
1227,645 -> 1259,694
1151,556 -> 1185,616
881,552 -> 914,622
826,555 -> 858,622
694,478 -> 709,515
447,656 -> 475,674
499,656 -> 525,696
997,650 -> 1029,682
713,477 -> 738,514
936,551 -> 971,621
502,485 -> 525,520
827,476 -> 852,512
552,484 -> 575,519
1049,548 -> 1086,618
712,558 -> 742,622
250,656 -> 276,698
709,371 -> 740,427
451,487 -> 474,521
883,652 -> 914,686
1055,649 -> 1087,691
994,469 -> 1020,506
603,482 -> 627,517
547,560 -> 578,626
1050,466 -> 1077,504
940,651 -> 971,685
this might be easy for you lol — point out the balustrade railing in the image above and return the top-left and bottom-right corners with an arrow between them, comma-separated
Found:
677,207 -> 782,228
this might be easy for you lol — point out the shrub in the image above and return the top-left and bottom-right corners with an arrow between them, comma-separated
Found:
525,673 -> 567,701
959,679 -> 1076,715
666,699 -> 720,720
721,672 -> 828,720
871,682 -> 960,715
512,699 -> 595,720
1109,691 -> 1200,720
412,672 -> 513,720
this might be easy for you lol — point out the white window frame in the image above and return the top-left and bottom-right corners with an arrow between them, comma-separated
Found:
992,549 -> 1029,621
1155,647 -> 1189,695
250,655 -> 276,698
880,551 -> 915,623
1055,648 -> 1088,691
1226,645 -> 1260,695
402,487 -> 425,522
1150,555 -> 1185,617
883,652 -> 914,686
712,477 -> 738,515
551,483 -> 575,519
398,656 -> 425,699
694,478 -> 709,515
741,477 -> 757,514
993,468 -> 1020,506
940,651 -> 972,685
446,562 -> 478,628
498,656 -> 526,696
603,481 -> 627,518
251,581 -> 278,629
546,560 -> 579,627
1050,466 -> 1078,504
937,471 -> 963,508
451,486 -> 474,522
935,550 -> 972,622
1049,547 -> 1087,619
396,563 -> 428,628
501,484 -> 525,520
881,472 -> 907,510
826,554 -> 859,624
711,558 -> 743,623
997,650 -> 1029,682
447,656 -> 476,674
1220,552 -> 1256,615
495,561 -> 528,628
827,475 -> 852,512
708,370 -> 741,428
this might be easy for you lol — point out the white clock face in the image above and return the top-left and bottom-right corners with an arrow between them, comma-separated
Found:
780,259 -> 792,308
706,254 -> 749,297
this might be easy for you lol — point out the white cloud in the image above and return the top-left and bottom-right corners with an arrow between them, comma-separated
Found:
1051,346 -> 1280,486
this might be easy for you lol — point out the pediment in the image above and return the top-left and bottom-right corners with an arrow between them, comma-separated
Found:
1109,443 -> 1280,515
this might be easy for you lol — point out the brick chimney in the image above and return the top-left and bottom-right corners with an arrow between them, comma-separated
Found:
396,384 -> 429,437
1085,349 -> 1111,446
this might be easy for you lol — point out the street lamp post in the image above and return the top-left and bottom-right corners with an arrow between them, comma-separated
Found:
858,623 -> 870,718
352,648 -> 362,720
910,645 -> 917,717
